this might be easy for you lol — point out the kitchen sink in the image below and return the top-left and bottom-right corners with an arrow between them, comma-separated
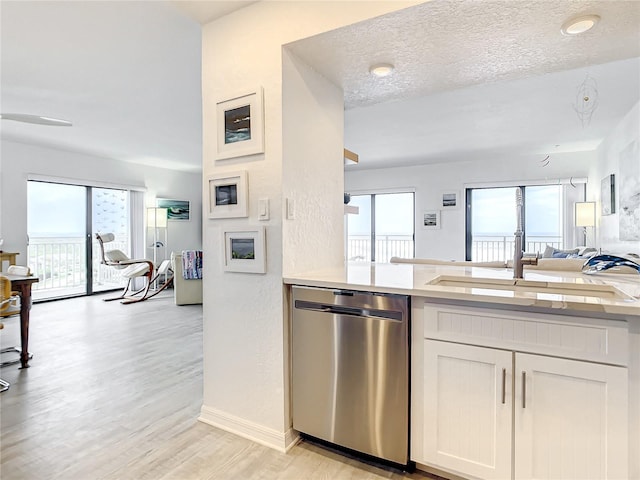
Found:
427,275 -> 632,300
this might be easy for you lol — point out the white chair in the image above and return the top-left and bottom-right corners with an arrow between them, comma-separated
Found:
95,233 -> 173,304
0,273 -> 20,315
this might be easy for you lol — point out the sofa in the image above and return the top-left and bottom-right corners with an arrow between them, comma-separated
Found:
540,245 -> 598,259
514,246 -> 596,271
391,247 -> 640,274
170,251 -> 202,305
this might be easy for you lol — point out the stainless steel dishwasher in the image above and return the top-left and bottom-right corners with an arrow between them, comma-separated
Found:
291,285 -> 410,466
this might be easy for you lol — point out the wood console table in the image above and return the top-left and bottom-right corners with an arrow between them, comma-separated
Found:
5,273 -> 39,368
0,252 -> 19,272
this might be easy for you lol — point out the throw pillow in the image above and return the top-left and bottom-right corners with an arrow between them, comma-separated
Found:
543,246 -> 580,258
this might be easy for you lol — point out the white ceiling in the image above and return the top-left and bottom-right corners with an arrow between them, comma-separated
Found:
1,1 -> 639,173
169,0 -> 257,25
0,1 -> 211,172
287,0 -> 640,169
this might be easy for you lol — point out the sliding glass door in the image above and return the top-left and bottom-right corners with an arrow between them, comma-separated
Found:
92,188 -> 130,293
27,181 -> 132,300
466,184 -> 567,262
346,192 -> 414,262
28,182 -> 88,300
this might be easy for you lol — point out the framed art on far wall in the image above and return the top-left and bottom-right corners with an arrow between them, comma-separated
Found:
156,198 -> 190,220
422,210 -> 440,229
440,190 -> 460,209
222,226 -> 266,274
601,174 -> 615,216
619,139 -> 639,240
208,170 -> 248,219
215,87 -> 264,160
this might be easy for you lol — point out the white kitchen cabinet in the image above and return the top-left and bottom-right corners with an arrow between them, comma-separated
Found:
415,302 -> 629,480
514,353 -> 628,480
422,340 -> 512,480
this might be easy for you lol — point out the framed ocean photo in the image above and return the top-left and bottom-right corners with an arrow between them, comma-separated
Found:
222,226 -> 266,274
156,199 -> 190,221
215,87 -> 264,160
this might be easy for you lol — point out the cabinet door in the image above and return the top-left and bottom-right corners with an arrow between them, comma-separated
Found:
423,340 -> 513,480
515,353 -> 628,480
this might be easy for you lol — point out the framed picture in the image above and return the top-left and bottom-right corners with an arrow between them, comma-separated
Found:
156,198 -> 190,220
222,227 -> 266,274
619,139 -> 639,240
440,191 -> 460,209
422,210 -> 440,229
600,174 -> 615,216
216,87 -> 264,160
208,171 -> 248,219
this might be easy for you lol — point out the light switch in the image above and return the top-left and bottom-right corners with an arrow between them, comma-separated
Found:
286,198 -> 295,220
259,198 -> 270,221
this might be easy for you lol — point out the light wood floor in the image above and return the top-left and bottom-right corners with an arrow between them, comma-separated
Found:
0,292 -> 437,480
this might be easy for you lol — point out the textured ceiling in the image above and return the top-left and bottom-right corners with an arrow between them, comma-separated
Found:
288,0 -> 640,109
1,1 -> 639,172
344,57 -> 639,169
286,0 -> 640,170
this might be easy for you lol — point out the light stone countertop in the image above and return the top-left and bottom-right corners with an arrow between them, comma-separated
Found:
284,262 -> 640,318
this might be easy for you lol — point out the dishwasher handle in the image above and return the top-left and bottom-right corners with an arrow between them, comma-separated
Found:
294,300 -> 403,322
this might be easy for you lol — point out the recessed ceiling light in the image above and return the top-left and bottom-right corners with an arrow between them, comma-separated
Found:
561,14 -> 600,36
369,63 -> 394,77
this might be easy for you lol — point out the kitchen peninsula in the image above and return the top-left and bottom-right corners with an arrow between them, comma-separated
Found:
284,262 -> 640,480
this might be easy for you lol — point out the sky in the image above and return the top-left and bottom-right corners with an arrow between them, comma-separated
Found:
27,182 -> 86,236
472,186 -> 562,237
348,186 -> 562,238
29,181 -> 561,242
348,193 -> 414,236
27,182 -> 128,237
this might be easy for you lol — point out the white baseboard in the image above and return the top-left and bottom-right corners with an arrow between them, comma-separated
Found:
199,405 -> 300,453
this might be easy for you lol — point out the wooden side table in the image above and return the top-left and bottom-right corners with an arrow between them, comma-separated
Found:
0,252 -> 19,272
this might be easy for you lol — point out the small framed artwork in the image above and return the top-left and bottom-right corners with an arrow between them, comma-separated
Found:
222,227 -> 266,274
422,210 -> 441,229
216,86 -> 264,160
208,171 -> 248,219
440,191 -> 460,209
601,174 -> 615,215
156,198 -> 190,221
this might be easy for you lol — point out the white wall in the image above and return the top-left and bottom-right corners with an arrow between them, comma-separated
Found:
199,0 -> 420,451
345,150 -> 597,260
592,100 -> 640,254
282,49 -> 346,276
0,140 -> 202,259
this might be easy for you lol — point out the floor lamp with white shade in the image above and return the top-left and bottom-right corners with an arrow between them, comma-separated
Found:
146,207 -> 168,288
575,201 -> 596,247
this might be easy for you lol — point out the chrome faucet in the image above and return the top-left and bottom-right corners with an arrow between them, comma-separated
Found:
513,188 -> 537,279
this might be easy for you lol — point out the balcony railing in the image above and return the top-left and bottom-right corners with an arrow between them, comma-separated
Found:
28,233 -> 560,297
27,235 -> 128,300
471,235 -> 562,262
347,234 -> 562,264
347,235 -> 414,263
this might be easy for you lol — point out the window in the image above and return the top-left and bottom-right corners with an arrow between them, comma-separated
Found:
27,180 -> 136,300
27,182 -> 88,299
347,192 -> 414,262
466,184 -> 579,262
